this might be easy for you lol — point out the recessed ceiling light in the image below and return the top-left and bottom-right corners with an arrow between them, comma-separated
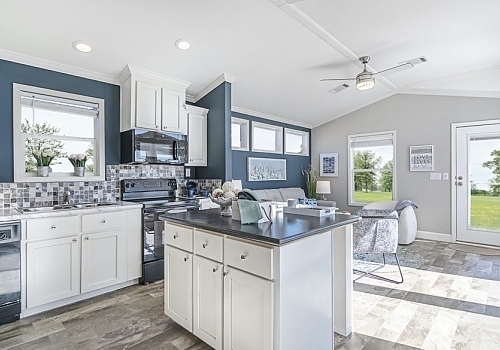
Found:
72,41 -> 92,53
175,39 -> 190,50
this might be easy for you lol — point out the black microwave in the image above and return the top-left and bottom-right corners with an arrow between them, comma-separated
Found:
120,129 -> 187,164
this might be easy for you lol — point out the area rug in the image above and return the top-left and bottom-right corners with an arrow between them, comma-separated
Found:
353,246 -> 425,274
448,243 -> 500,256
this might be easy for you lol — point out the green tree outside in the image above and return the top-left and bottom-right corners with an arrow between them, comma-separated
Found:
482,149 -> 500,196
85,144 -> 94,173
379,160 -> 393,192
353,150 -> 381,192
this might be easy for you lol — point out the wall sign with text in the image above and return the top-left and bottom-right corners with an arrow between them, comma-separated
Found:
410,145 -> 434,171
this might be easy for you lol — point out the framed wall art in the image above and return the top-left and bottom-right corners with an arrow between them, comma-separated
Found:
320,153 -> 339,177
247,157 -> 287,181
410,145 -> 434,171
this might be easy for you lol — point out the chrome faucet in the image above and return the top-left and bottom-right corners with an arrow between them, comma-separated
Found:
63,191 -> 71,205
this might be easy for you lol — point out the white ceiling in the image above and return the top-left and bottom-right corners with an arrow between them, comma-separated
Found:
1,0 -> 499,128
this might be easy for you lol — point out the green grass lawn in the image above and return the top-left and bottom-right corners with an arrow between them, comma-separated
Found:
354,191 -> 393,203
471,195 -> 500,231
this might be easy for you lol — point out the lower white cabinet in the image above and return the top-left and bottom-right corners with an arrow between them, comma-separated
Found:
193,256 -> 223,350
165,245 -> 193,332
26,236 -> 80,308
223,267 -> 274,350
81,229 -> 127,293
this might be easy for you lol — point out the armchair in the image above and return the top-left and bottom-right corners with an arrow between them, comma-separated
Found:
363,201 -> 417,245
353,209 -> 404,284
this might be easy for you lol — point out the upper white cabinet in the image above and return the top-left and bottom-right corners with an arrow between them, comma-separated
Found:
119,65 -> 190,134
185,105 -> 208,166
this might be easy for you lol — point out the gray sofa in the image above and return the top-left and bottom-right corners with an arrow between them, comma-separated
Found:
252,187 -> 336,207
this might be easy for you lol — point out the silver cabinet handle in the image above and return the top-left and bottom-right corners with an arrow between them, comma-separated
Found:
85,236 -> 89,240
72,238 -> 77,243
202,242 -> 208,248
101,219 -> 106,224
173,233 -> 178,239
213,266 -> 218,273
240,254 -> 247,260
184,256 -> 189,262
51,225 -> 56,230
223,271 -> 228,277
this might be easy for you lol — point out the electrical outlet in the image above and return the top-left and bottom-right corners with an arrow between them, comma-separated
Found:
442,173 -> 449,180
185,168 -> 191,177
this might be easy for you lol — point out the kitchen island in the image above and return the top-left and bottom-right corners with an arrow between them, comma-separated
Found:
160,209 -> 359,350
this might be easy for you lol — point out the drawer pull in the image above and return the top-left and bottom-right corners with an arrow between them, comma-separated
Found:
213,266 -> 218,273
51,225 -> 56,230
202,242 -> 208,248
85,236 -> 89,240
184,256 -> 189,262
101,219 -> 106,224
173,233 -> 178,239
72,238 -> 77,243
240,254 -> 247,260
223,271 -> 228,277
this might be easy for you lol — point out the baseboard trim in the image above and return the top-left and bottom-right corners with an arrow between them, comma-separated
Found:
416,230 -> 452,243
334,326 -> 352,337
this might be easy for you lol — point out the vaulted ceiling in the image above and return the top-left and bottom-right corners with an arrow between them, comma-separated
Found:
1,0 -> 499,128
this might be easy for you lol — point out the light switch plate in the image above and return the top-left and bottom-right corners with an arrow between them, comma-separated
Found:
430,173 -> 442,180
442,173 -> 449,180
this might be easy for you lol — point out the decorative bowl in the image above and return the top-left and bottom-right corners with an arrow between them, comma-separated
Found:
210,196 -> 233,216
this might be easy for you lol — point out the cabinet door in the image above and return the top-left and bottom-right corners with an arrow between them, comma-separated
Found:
26,236 -> 80,308
81,229 -> 127,293
193,256 -> 223,350
161,88 -> 187,134
187,113 -> 207,166
224,267 -> 273,350
165,246 -> 193,332
136,80 -> 161,130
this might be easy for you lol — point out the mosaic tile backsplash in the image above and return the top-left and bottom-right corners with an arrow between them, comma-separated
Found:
0,164 -> 222,209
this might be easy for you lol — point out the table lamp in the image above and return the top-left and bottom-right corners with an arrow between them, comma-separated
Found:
316,181 -> 331,200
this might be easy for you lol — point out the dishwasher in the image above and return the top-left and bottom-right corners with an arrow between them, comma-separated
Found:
0,221 -> 21,326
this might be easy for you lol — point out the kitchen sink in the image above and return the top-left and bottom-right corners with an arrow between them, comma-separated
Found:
16,202 -> 118,213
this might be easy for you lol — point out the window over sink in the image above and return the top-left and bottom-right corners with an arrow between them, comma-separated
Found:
13,84 -> 105,182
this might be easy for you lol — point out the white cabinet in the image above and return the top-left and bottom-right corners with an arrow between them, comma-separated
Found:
119,65 -> 190,133
193,256 -> 223,350
81,229 -> 127,293
135,80 -> 161,130
185,105 -> 208,166
26,236 -> 80,308
165,245 -> 193,332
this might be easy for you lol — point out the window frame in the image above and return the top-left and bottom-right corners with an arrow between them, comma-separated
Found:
251,121 -> 283,154
13,83 -> 106,182
231,117 -> 249,151
284,128 -> 309,156
347,130 -> 396,206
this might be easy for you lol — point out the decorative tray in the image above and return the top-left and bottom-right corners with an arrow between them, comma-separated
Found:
283,205 -> 338,217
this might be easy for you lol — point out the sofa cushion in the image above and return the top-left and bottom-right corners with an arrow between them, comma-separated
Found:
278,187 -> 305,202
253,189 -> 283,202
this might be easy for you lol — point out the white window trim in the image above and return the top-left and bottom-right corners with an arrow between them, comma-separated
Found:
13,83 -> 106,182
347,130 -> 397,206
251,121 -> 283,154
284,128 -> 309,156
231,117 -> 249,151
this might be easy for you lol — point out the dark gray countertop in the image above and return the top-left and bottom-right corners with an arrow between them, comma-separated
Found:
160,209 -> 360,245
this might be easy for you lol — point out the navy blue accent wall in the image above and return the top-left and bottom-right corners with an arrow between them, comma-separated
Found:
231,111 -> 311,190
194,82 -> 232,182
0,59 -> 120,182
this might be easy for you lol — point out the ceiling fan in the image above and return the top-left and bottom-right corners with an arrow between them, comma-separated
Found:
321,55 -> 428,92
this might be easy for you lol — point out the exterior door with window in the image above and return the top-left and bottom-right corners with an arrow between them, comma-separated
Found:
456,122 -> 500,245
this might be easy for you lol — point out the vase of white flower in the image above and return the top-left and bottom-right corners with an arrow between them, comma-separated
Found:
33,149 -> 56,177
68,154 -> 87,177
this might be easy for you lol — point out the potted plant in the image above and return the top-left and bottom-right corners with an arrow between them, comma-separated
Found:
301,165 -> 318,198
68,154 -> 87,177
33,149 -> 56,177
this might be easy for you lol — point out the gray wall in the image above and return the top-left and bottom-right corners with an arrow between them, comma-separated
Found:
195,82 -> 233,182
231,111 -> 311,190
312,93 -> 500,235
0,59 -> 121,182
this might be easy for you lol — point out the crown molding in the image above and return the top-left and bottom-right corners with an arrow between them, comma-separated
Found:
118,64 -> 190,88
232,106 -> 312,129
191,73 -> 236,103
186,94 -> 196,103
0,48 -> 119,85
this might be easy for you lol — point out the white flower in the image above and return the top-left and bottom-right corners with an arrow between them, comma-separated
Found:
69,154 -> 77,159
41,150 -> 48,157
33,150 -> 41,157
77,154 -> 86,160
46,151 -> 55,157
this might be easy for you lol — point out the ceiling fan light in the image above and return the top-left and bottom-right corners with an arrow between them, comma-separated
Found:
356,73 -> 375,90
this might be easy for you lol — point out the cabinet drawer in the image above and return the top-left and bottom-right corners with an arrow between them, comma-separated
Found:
165,223 -> 193,252
224,238 -> 273,280
82,211 -> 123,232
194,230 -> 223,262
26,216 -> 80,241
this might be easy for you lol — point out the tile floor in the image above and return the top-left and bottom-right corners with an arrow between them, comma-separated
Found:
0,239 -> 499,349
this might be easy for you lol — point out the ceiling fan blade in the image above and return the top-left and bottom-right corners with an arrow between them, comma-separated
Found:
373,62 -> 413,77
320,78 -> 356,82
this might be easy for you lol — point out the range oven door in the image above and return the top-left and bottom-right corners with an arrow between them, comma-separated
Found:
143,210 -> 165,263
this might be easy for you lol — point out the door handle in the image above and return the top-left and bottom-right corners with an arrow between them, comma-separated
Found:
457,176 -> 463,180
457,182 -> 463,186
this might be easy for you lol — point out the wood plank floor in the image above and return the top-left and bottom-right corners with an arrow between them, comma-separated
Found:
0,239 -> 499,349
